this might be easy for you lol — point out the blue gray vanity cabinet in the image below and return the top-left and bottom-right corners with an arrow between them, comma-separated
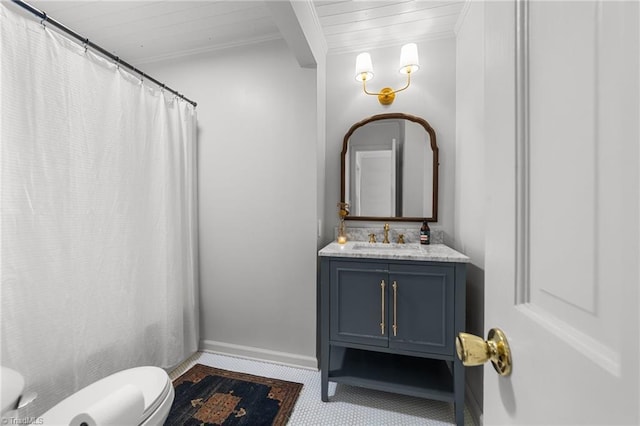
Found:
319,251 -> 467,426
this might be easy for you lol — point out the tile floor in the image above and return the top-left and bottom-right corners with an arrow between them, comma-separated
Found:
169,351 -> 474,426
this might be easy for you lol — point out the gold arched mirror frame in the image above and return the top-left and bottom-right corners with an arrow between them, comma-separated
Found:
340,113 -> 439,222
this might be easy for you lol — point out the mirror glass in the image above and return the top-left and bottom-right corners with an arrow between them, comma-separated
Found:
341,113 -> 438,222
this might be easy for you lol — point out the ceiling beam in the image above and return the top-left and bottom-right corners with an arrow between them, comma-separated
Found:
265,0 -> 327,68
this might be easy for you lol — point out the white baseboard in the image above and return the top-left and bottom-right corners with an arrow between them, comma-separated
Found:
465,383 -> 483,426
200,339 -> 318,371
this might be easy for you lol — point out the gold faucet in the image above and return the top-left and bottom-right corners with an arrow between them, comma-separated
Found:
397,234 -> 405,244
383,223 -> 390,244
368,233 -> 377,243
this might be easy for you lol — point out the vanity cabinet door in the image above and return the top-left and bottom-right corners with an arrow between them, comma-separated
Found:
388,264 -> 454,355
330,261 -> 389,347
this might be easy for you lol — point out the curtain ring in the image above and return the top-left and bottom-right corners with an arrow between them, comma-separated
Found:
83,38 -> 89,53
114,56 -> 120,69
40,12 -> 47,27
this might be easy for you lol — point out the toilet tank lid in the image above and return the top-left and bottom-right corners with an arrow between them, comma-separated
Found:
40,366 -> 171,424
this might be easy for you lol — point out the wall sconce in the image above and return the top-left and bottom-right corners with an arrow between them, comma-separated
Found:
355,43 -> 420,105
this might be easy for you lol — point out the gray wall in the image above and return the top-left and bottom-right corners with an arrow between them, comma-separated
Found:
145,32 -> 475,392
323,38 -> 457,245
146,39 -> 319,368
403,121 -> 429,217
454,1 -> 486,423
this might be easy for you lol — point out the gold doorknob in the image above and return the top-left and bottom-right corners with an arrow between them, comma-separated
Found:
456,328 -> 512,376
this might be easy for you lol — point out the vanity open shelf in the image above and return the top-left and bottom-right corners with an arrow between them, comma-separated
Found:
328,346 -> 455,402
318,241 -> 469,426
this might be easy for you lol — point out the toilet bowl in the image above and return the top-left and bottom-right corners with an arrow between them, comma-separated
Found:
40,366 -> 174,426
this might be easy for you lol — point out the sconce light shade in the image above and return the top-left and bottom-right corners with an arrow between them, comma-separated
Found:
355,52 -> 374,82
399,43 -> 420,74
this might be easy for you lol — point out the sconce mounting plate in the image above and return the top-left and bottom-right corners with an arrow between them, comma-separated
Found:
378,88 -> 395,105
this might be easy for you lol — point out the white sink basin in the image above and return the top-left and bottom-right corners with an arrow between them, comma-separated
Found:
352,242 -> 420,250
1,367 -> 24,414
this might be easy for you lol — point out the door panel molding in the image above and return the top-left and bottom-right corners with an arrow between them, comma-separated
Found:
515,0 -> 612,362
517,304 -> 620,376
515,0 -> 530,305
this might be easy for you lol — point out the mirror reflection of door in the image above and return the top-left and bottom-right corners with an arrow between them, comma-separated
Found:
347,120 -> 402,216
355,142 -> 397,216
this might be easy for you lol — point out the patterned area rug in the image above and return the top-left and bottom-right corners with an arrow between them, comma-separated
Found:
166,363 -> 303,425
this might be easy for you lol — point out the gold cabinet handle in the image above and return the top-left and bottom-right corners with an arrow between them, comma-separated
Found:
456,328 -> 512,376
380,280 -> 385,335
392,281 -> 398,337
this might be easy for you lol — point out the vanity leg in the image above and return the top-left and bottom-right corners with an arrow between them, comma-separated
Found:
320,257 -> 330,402
454,357 -> 465,425
455,400 -> 464,426
453,262 -> 466,425
321,377 -> 329,402
320,344 -> 329,402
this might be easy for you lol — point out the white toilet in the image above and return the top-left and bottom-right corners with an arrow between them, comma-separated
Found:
37,366 -> 174,425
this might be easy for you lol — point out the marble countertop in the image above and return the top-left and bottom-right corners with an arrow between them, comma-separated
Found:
318,241 -> 470,263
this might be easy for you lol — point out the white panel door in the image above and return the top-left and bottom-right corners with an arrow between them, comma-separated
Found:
355,149 -> 396,216
483,1 -> 639,424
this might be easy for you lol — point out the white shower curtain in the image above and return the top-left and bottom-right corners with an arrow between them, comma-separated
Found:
1,3 -> 198,418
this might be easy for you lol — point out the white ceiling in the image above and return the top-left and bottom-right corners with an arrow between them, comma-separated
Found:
314,0 -> 465,54
10,0 -> 465,64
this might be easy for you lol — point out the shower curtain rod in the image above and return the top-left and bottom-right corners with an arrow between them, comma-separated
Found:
10,0 -> 197,108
